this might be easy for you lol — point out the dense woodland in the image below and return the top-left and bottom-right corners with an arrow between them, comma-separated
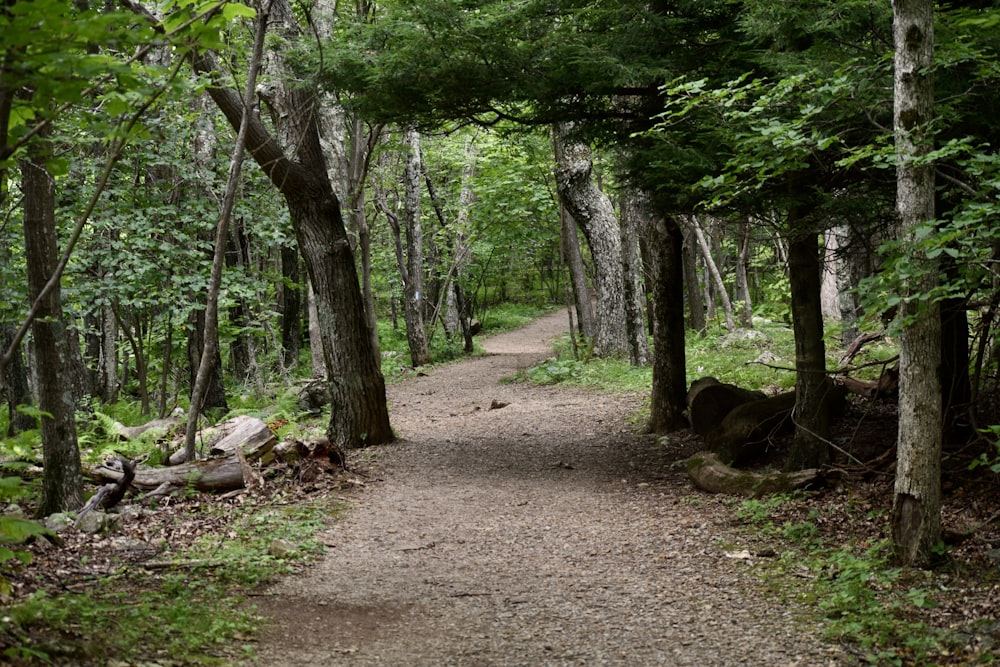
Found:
2,0 -> 1000,621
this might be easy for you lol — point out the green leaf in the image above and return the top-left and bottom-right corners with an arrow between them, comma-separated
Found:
46,157 -> 70,177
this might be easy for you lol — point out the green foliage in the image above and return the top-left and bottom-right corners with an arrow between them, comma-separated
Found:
0,478 -> 50,596
969,425 -> 1000,475
734,494 -> 958,663
525,359 -> 585,385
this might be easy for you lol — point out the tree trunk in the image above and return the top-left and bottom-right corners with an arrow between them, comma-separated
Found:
891,0 -> 942,567
688,216 -> 735,332
307,282 -> 325,378
346,116 -> 382,360
186,308 -> 228,415
279,244 -> 302,370
194,0 -> 391,449
560,204 -> 595,341
649,216 -> 689,433
553,123 -> 629,358
735,218 -> 753,327
619,190 -> 652,366
786,220 -> 831,471
681,225 -> 706,335
226,221 -> 254,382
20,141 -> 84,516
1,323 -> 35,435
400,127 -> 431,366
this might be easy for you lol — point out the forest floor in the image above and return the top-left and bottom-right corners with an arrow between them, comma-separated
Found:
6,310 -> 1000,665
240,310 -> 875,666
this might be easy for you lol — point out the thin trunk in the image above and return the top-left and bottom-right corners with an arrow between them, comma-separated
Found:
560,204 -> 595,340
619,190 -> 652,365
226,221 -> 254,382
735,218 -> 753,327
307,282 -> 325,378
891,0 -> 941,567
279,244 -> 302,370
401,127 -> 431,366
1,323 -> 35,435
184,1 -> 269,459
786,222 -> 831,471
689,216 -> 735,332
347,117 -> 382,360
681,226 -> 706,335
649,216 -> 688,433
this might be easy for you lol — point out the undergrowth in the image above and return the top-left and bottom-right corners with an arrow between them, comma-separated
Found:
731,493 -> 967,665
1,495 -> 345,665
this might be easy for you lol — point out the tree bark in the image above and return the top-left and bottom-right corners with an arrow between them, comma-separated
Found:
20,140 -> 84,515
688,216 -> 735,332
560,204 -> 595,341
786,219 -> 832,471
648,216 -> 689,433
1,323 -> 35,435
553,123 -> 629,358
346,116 -> 382,360
186,308 -> 228,414
735,218 -> 753,327
279,244 -> 302,369
619,190 -> 652,366
400,127 -> 431,366
681,225 -> 706,334
193,0 -> 391,449
892,0 -> 942,567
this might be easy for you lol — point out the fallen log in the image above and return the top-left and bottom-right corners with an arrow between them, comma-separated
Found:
114,411 -> 185,441
166,415 -> 276,465
835,364 -> 899,399
90,457 -> 247,492
686,451 -> 825,497
686,377 -> 766,438
705,391 -> 797,464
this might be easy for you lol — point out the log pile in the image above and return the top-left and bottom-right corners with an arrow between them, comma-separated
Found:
88,414 -> 339,497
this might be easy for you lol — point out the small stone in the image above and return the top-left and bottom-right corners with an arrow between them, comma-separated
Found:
269,538 -> 298,559
43,512 -> 73,532
76,511 -> 122,534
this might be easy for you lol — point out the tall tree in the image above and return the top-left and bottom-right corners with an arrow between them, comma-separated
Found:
20,139 -> 84,516
891,0 -> 942,567
192,0 -> 392,448
400,127 -> 431,366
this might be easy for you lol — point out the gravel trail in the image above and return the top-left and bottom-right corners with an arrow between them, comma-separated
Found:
247,310 -> 844,666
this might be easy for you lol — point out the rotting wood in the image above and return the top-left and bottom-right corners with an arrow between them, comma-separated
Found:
686,451 -> 826,497
90,456 -> 247,492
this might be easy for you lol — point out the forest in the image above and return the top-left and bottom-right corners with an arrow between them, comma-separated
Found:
2,0 -> 1000,663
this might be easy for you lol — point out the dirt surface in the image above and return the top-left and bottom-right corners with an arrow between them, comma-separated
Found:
246,310 -> 844,666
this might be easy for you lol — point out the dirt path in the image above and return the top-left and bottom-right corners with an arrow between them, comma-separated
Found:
247,311 -> 843,666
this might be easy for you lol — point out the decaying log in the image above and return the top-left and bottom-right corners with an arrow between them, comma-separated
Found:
114,411 -> 185,441
91,456 -> 247,492
687,451 -> 825,497
706,391 -> 797,464
167,415 -> 276,465
835,364 -> 899,399
686,377 -> 766,437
